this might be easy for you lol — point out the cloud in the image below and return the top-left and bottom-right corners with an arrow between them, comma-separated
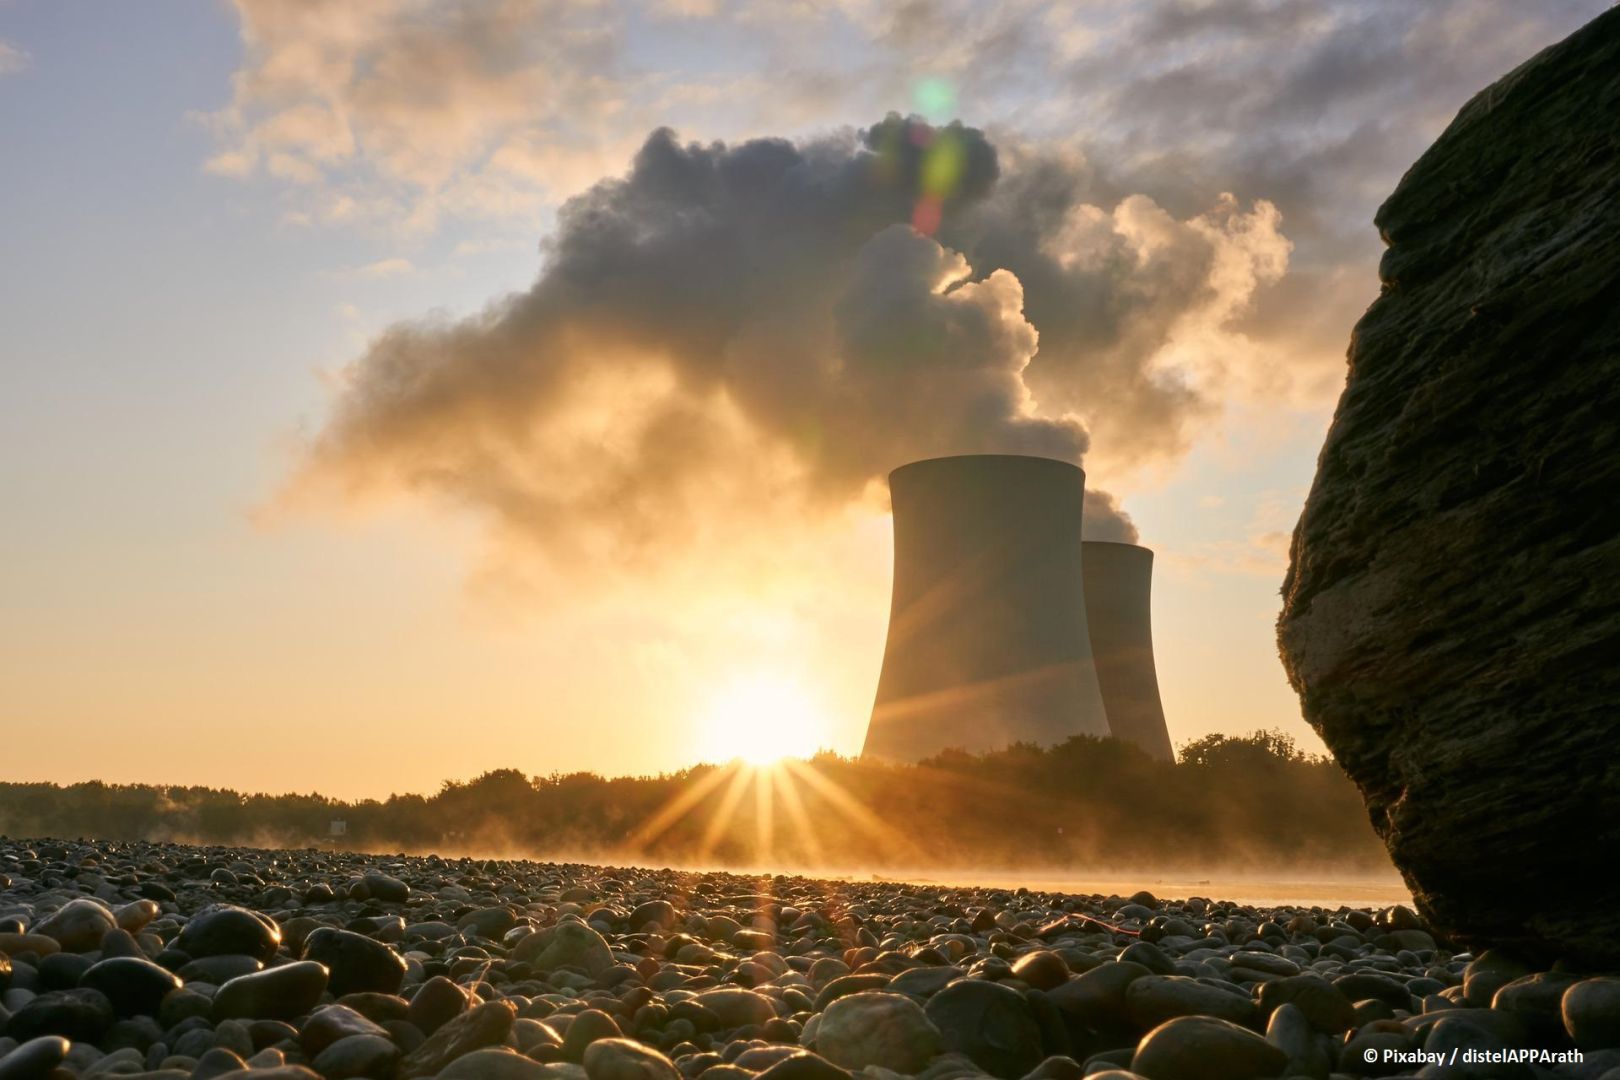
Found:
238,1 -> 1607,583
208,0 -> 1604,406
1037,0 -> 1608,402
204,0 -> 629,229
965,159 -> 1291,475
278,116 -> 1307,567
323,256 -> 416,281
0,40 -> 29,77
1163,484 -> 1304,577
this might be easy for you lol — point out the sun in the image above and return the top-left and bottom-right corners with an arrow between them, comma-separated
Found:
698,672 -> 826,766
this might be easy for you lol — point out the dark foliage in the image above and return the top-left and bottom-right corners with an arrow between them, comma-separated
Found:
0,731 -> 1386,871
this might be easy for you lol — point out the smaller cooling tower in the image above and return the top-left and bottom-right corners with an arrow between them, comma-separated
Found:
862,455 -> 1112,763
1082,541 -> 1174,762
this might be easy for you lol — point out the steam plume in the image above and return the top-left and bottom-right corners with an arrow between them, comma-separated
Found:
290,115 -> 1291,559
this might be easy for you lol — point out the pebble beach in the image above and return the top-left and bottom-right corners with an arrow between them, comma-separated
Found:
1,838 -> 1613,1080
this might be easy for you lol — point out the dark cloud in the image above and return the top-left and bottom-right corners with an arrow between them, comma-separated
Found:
1051,0 -> 1609,381
291,114 -> 1308,557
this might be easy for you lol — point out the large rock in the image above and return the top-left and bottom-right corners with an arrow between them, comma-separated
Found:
1125,976 -> 1255,1030
694,988 -> 777,1030
583,1038 -> 682,1080
4,988 -> 117,1042
396,999 -> 517,1079
1564,977 -> 1620,1050
29,898 -> 116,952
923,977 -> 1044,1079
511,919 -> 614,976
175,904 -> 282,962
211,961 -> 329,1021
814,991 -> 941,1073
1131,1016 -> 1286,1080
0,1037 -> 70,1080
78,956 -> 182,1017
300,926 -> 406,996
1277,7 -> 1620,963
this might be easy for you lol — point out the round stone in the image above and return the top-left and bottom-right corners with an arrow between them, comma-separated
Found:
158,986 -> 214,1027
407,974 -> 471,1035
1462,950 -> 1533,1007
30,898 -> 116,952
816,991 -> 941,1074
436,1047 -> 553,1079
1011,950 -> 1070,991
179,954 -> 265,984
694,988 -> 777,1029
396,999 -> 518,1079
1228,951 -> 1300,977
1493,972 -> 1581,1040
1332,971 -> 1412,1011
334,991 -> 409,1025
753,1051 -> 852,1080
1256,973 -> 1355,1033
511,919 -> 614,975
923,979 -> 1043,1079
176,905 -> 281,962
212,960 -> 330,1021
0,1036 -> 70,1080
1264,1002 -> 1330,1078
1565,977 -> 1620,1049
583,1037 -> 682,1080
1045,961 -> 1151,1036
79,956 -> 182,1017
1125,975 -> 1256,1029
812,973 -> 890,1012
360,871 -> 410,903
97,927 -> 145,959
300,1003 -> 391,1057
114,900 -> 161,934
807,958 -> 850,987
0,933 -> 60,958
301,926 -> 407,996
561,1007 -> 623,1062
4,988 -> 117,1042
1118,942 -> 1177,976
733,1047 -> 806,1071
1013,1056 -> 1082,1080
457,906 -> 518,939
191,1046 -> 249,1077
1131,1016 -> 1288,1080
629,901 -> 678,931
312,1033 -> 401,1079
889,966 -> 959,999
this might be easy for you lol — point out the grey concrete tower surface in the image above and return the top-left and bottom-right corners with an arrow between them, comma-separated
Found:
1082,541 -> 1175,762
862,454 -> 1111,763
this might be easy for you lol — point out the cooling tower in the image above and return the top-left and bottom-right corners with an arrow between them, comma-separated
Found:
1082,541 -> 1175,763
862,454 -> 1112,763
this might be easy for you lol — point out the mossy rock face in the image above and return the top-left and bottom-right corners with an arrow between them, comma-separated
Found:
1278,7 -> 1620,962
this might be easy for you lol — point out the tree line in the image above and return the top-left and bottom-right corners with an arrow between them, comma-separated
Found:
0,731 -> 1389,872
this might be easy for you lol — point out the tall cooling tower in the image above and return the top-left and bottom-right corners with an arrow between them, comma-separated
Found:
862,454 -> 1112,763
1082,541 -> 1175,762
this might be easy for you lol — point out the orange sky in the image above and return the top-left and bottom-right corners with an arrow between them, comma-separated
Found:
1,1 -> 1603,799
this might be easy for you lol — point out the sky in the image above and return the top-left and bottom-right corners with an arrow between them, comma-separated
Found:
0,0 -> 1608,800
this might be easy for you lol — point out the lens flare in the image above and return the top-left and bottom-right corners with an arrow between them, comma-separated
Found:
921,132 -> 965,197
913,76 -> 955,120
